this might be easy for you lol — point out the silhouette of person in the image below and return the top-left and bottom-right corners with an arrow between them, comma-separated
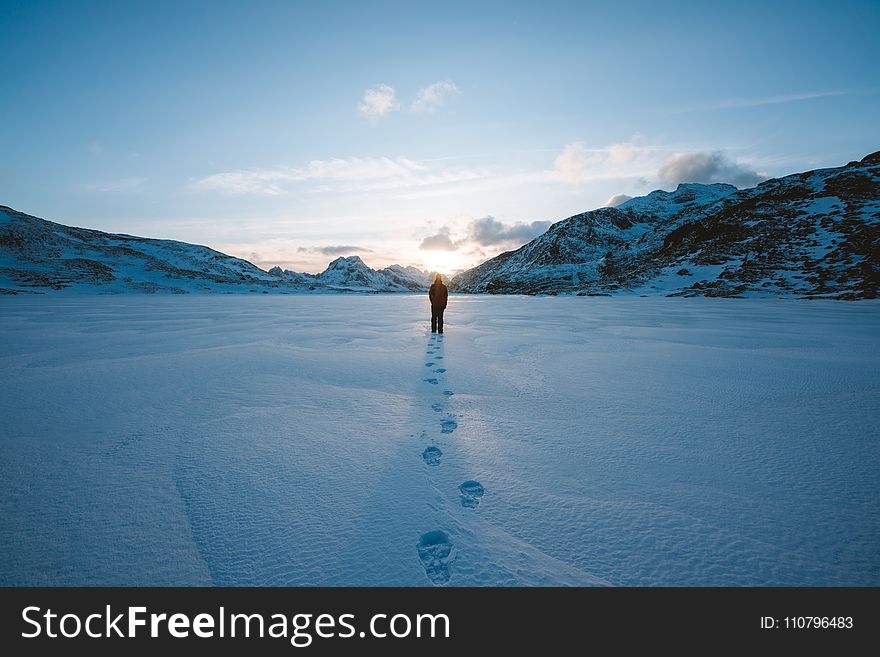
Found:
429,274 -> 448,334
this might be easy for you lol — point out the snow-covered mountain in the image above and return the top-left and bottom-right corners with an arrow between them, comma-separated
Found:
0,206 -> 431,294
380,263 -> 437,291
452,152 -> 880,299
265,257 -> 434,292
316,256 -> 433,291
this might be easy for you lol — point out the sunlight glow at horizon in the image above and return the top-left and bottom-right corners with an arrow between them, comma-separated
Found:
1,0 -> 877,274
417,248 -> 472,277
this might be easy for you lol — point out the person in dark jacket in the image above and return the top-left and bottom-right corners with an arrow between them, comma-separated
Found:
428,274 -> 448,333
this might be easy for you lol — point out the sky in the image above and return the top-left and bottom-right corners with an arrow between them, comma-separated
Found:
1,0 -> 878,274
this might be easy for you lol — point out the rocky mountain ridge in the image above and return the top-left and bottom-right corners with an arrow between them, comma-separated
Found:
451,152 -> 879,299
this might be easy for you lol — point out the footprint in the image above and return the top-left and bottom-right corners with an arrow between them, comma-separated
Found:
434,356 -> 443,359
431,402 -> 443,413
442,390 -> 454,396
459,481 -> 485,508
423,378 -> 439,385
434,368 -> 446,373
425,362 -> 434,367
422,446 -> 442,466
417,531 -> 455,585
440,418 -> 457,433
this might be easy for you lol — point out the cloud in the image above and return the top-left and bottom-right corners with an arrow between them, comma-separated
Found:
191,156 -> 487,196
467,216 -> 551,246
87,141 -> 104,156
554,142 -> 592,183
411,80 -> 459,112
297,245 -> 373,256
418,216 -> 551,254
419,227 -> 458,251
657,151 -> 768,188
607,132 -> 646,166
603,194 -> 632,207
300,156 -> 425,181
190,170 -> 291,195
358,84 -> 399,121
553,135 -> 652,184
194,133 -> 658,198
682,90 -> 846,112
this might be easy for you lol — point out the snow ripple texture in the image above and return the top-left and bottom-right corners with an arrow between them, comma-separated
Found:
0,295 -> 878,585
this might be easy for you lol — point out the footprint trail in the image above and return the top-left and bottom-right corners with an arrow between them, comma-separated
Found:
413,331 -> 470,585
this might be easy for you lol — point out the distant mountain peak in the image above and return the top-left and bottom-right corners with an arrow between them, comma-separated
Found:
327,255 -> 367,268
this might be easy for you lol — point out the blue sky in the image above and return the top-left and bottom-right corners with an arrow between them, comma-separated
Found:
2,0 -> 878,273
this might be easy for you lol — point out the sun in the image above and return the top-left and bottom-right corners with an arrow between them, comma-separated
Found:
418,249 -> 468,276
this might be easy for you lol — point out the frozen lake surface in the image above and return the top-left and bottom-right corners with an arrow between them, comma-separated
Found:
1,295 -> 878,585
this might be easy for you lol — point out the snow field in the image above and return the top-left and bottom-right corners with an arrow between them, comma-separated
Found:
0,295 -> 877,585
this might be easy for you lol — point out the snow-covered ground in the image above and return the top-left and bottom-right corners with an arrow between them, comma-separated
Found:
0,295 -> 877,586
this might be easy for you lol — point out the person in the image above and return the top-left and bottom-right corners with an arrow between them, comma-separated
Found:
428,274 -> 448,334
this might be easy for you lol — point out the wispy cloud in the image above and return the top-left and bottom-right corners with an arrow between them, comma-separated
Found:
193,133 -> 665,198
554,134 -> 656,184
554,142 -> 592,183
680,90 -> 846,113
297,245 -> 373,256
358,84 -> 399,121
87,141 -> 104,156
191,156 -> 489,196
411,80 -> 459,112
190,169 -> 290,195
